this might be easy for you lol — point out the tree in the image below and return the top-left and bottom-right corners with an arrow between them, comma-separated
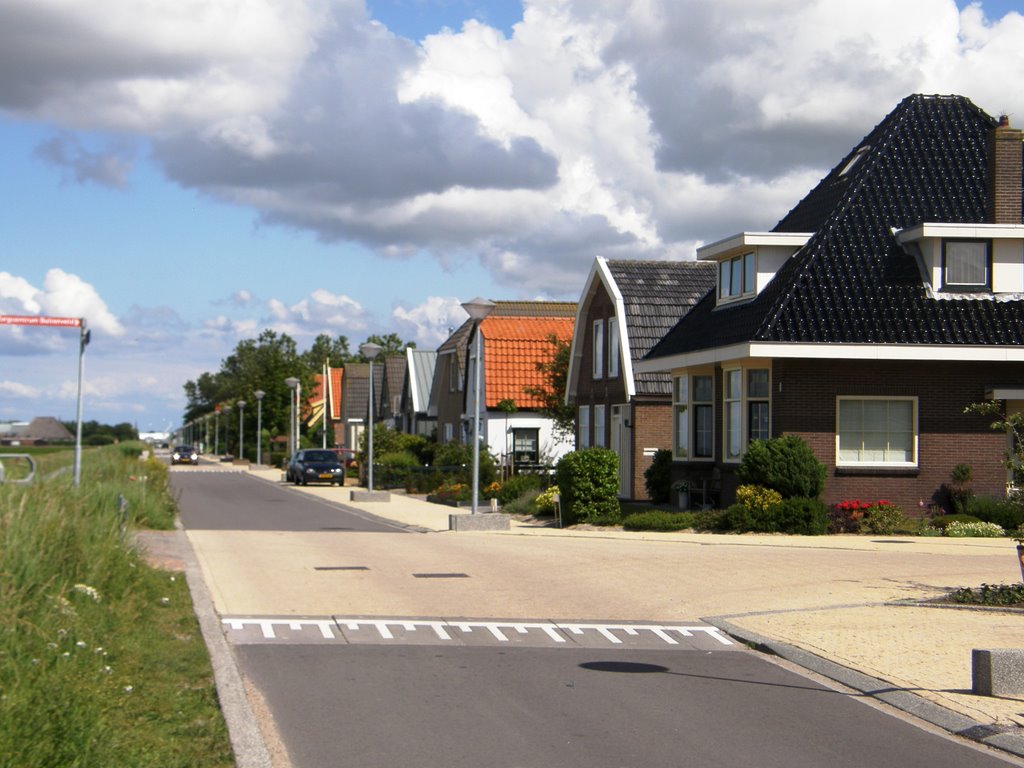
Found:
523,333 -> 574,439
302,334 -> 353,369
965,400 -> 1024,477
358,333 -> 415,359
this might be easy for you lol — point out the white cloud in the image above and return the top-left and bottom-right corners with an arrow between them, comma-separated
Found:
37,269 -> 124,336
392,296 -> 467,346
0,380 -> 40,398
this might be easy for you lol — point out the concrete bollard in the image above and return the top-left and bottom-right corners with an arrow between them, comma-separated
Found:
972,649 -> 1024,696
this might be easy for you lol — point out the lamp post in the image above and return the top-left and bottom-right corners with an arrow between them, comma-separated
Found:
462,297 -> 496,514
222,405 -> 231,457
359,343 -> 382,491
254,390 -> 265,466
214,408 -> 220,455
237,400 -> 246,462
285,377 -> 299,457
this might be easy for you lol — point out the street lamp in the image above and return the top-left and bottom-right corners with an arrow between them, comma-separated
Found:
222,405 -> 231,457
214,408 -> 220,455
359,342 -> 382,492
462,297 -> 496,514
254,390 -> 265,466
237,400 -> 246,462
285,377 -> 299,457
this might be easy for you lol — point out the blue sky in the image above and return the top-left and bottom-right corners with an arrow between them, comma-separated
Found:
1,0 -> 1023,433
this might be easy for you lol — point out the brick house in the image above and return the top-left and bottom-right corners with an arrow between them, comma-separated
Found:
432,301 -> 576,472
566,258 -> 715,499
637,94 -> 1024,512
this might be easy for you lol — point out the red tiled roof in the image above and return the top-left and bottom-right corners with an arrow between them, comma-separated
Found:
481,316 -> 574,408
308,368 -> 344,420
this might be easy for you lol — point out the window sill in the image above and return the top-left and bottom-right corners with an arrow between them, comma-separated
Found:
835,465 -> 920,477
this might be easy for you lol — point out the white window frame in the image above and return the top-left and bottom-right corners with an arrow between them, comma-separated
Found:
673,376 -> 689,460
718,252 -> 757,303
608,317 -> 620,379
594,404 -> 606,448
747,369 -> 771,444
578,405 -> 591,449
943,239 -> 990,291
724,369 -> 743,461
592,320 -> 605,379
835,396 -> 918,468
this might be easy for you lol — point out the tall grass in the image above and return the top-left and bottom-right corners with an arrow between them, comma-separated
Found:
0,445 -> 233,767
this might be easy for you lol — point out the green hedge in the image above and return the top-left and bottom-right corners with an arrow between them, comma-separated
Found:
737,435 -> 825,499
556,448 -> 620,526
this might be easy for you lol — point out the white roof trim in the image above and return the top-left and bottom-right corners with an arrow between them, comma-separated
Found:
987,387 -> 1024,400
696,232 -> 813,261
896,223 -> 1024,243
636,342 -> 1024,372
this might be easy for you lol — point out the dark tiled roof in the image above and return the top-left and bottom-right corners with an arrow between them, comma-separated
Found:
606,260 -> 717,396
648,94 -> 1023,359
342,363 -> 369,421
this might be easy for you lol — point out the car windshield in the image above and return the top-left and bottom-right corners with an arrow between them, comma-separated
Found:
174,446 -> 193,453
304,451 -> 336,462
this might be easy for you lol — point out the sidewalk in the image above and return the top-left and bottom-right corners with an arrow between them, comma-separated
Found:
158,464 -> 1024,760
264,468 -> 1024,755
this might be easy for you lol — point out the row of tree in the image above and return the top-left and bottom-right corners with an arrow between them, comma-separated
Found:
182,330 -> 413,446
60,420 -> 138,445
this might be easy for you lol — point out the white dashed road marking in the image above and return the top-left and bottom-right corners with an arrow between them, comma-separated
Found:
222,616 -> 735,650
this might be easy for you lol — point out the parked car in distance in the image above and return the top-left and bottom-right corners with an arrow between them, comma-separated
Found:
171,445 -> 199,465
287,449 -> 345,485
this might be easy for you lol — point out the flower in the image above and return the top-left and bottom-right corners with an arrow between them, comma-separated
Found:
72,583 -> 102,603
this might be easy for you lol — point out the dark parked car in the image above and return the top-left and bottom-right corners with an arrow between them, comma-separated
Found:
286,449 -> 345,485
171,445 -> 199,465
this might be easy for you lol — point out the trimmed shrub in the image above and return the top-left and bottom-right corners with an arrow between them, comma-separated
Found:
726,496 -> 828,535
503,488 -> 541,516
623,511 -> 698,532
497,473 -> 543,505
965,496 -> 1024,531
643,449 -> 673,504
432,442 -> 497,486
556,448 -> 620,526
736,435 -> 825,499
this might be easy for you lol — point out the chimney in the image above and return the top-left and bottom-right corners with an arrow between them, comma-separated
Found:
986,115 -> 1023,224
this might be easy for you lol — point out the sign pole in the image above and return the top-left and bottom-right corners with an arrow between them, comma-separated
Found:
73,319 -> 89,487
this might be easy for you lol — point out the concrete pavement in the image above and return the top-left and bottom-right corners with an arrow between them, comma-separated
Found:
154,463 -> 1024,762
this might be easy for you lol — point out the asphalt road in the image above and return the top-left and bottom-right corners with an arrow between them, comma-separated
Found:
172,471 -> 1022,768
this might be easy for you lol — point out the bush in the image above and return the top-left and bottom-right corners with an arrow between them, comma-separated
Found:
623,511 -> 698,532
503,488 -> 541,516
534,486 -> 560,515
725,496 -> 828,535
643,449 -> 673,504
497,474 -> 543,505
555,448 -> 620,526
944,520 -> 1005,537
735,484 -> 783,514
374,450 -> 420,489
432,442 -> 497,486
737,435 -> 825,499
965,496 -> 1024,531
929,514 -> 982,531
859,502 -> 907,535
950,583 -> 1024,606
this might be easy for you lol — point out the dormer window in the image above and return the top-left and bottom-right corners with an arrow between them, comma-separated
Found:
718,252 -> 756,301
943,240 -> 990,291
698,232 -> 812,308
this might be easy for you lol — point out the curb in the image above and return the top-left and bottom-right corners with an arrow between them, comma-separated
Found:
704,615 -> 1024,759
177,519 -> 273,768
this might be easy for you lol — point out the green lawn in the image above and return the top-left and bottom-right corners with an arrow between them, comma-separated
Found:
0,444 -> 234,767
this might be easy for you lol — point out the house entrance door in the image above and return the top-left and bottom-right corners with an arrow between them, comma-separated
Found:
611,404 -> 631,498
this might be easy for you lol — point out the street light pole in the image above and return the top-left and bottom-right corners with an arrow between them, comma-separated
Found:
214,409 -> 220,455
237,400 -> 246,462
461,297 -> 495,514
285,377 -> 299,457
359,343 -> 382,492
254,390 -> 265,466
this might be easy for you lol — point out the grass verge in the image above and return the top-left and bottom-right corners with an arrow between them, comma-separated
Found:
0,444 -> 233,768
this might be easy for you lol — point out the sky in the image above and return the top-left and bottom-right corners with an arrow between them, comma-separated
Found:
1,0 -> 1024,433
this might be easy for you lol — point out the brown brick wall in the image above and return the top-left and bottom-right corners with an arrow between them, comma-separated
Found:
774,358 -> 1024,513
986,121 -> 1023,224
631,400 -> 672,501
